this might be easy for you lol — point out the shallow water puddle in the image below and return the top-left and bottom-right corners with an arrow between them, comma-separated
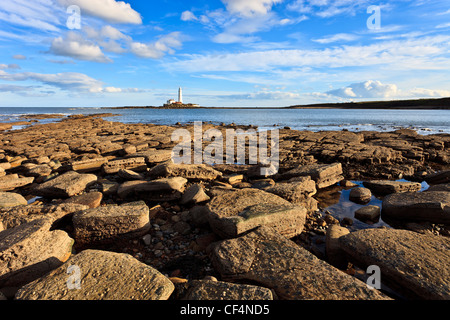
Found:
315,180 -> 430,231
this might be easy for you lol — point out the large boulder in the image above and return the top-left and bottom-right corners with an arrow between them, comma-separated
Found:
363,180 -> 422,195
206,188 -> 306,239
209,226 -> 390,300
339,228 -> 450,300
73,201 -> 150,245
33,171 -> 97,198
0,219 -> 74,287
382,191 -> 450,224
279,163 -> 343,189
15,249 -> 174,300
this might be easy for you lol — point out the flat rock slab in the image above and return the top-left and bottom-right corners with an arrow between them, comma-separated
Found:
363,180 -> 422,195
102,157 -> 147,174
382,191 -> 450,224
0,192 -> 28,208
0,176 -> 34,192
15,249 -> 174,300
71,158 -> 108,172
339,228 -> 450,300
427,183 -> 450,192
206,188 -> 306,239
73,201 -> 150,245
33,171 -> 97,198
265,176 -> 316,204
182,280 -> 273,300
130,149 -> 172,164
424,170 -> 450,185
63,191 -> 103,209
209,226 -> 390,300
0,203 -> 88,231
279,163 -> 343,189
0,218 -> 73,287
118,177 -> 188,201
149,162 -> 222,181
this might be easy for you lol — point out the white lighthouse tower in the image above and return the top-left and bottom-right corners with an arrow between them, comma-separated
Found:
178,87 -> 183,104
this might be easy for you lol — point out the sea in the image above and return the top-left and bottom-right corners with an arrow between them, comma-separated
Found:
0,107 -> 449,135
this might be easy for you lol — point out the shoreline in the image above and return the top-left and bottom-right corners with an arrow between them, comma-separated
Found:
0,114 -> 449,301
104,96 -> 450,110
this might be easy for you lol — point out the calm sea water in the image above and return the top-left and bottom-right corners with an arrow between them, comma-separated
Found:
0,107 -> 449,135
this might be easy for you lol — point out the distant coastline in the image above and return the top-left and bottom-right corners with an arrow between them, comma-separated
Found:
105,97 -> 450,110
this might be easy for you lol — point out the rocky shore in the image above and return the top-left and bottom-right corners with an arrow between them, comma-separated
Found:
0,114 -> 449,301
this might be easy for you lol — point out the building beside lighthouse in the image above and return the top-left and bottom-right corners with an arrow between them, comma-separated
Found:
164,87 -> 199,108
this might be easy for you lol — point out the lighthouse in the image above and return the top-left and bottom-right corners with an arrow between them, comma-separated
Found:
178,87 -> 183,103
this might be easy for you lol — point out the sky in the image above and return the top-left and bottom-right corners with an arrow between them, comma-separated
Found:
0,0 -> 450,108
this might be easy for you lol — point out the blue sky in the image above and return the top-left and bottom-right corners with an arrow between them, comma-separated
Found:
0,0 -> 450,108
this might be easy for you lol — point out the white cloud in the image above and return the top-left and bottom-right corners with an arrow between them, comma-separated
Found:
288,0 -> 371,18
436,22 -> 450,29
165,35 -> 450,72
221,0 -> 283,17
219,89 -> 300,100
130,32 -> 182,58
0,69 -> 104,93
12,54 -> 27,60
181,10 -> 198,21
0,64 -> 21,70
104,86 -> 122,93
83,25 -> 131,53
323,80 -> 450,100
50,31 -> 112,63
186,0 -> 298,44
56,0 -> 142,24
312,33 -> 359,44
0,69 -> 144,95
0,0 -> 63,33
213,33 -> 259,44
326,80 -> 398,99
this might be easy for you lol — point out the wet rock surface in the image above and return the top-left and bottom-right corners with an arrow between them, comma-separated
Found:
0,114 -> 448,301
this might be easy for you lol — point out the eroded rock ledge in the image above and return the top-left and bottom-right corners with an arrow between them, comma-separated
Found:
0,114 -> 448,301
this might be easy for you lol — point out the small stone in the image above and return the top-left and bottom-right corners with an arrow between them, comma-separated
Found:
349,187 -> 372,204
341,180 -> 358,188
180,184 -> 210,205
354,205 -> 381,223
324,214 -> 339,225
341,217 -> 353,226
118,169 -> 144,180
142,234 -> 151,246
173,221 -> 191,235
